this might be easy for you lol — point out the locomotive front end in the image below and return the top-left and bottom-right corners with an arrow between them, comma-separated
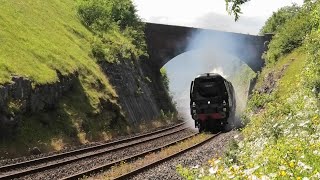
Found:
190,73 -> 236,132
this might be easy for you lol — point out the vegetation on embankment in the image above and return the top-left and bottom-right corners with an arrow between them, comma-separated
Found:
77,0 -> 147,63
0,0 -> 169,157
178,1 -> 320,179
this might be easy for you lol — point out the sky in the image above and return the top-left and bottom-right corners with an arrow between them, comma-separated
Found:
133,0 -> 304,34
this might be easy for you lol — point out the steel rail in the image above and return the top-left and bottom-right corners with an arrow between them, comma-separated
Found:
61,133 -> 203,180
114,132 -> 222,180
0,122 -> 186,179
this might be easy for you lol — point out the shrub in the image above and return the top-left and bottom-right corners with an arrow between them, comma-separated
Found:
264,12 -> 312,64
77,0 -> 147,63
263,2 -> 319,64
260,4 -> 301,35
304,31 -> 320,95
304,2 -> 320,95
160,68 -> 170,91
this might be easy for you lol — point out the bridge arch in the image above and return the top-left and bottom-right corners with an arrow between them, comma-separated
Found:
144,23 -> 273,72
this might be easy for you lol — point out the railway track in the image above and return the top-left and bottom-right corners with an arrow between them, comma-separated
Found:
64,132 -> 221,180
62,133 -> 205,180
0,122 -> 188,180
113,132 -> 221,180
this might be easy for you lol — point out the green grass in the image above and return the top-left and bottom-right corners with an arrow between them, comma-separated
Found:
0,0 -> 125,156
1,0 -> 76,83
276,49 -> 306,100
0,0 -> 118,104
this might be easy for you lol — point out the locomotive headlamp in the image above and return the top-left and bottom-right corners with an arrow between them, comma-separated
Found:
223,100 -> 227,106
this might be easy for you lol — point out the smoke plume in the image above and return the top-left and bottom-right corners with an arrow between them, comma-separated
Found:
164,29 -> 256,129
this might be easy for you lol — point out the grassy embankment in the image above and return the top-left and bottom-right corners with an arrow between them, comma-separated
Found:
177,1 -> 320,179
0,0 -> 162,156
0,0 -> 121,155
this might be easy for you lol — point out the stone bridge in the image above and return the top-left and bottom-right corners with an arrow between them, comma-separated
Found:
144,23 -> 273,72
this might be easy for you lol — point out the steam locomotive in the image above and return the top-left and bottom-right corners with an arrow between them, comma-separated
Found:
190,73 -> 236,132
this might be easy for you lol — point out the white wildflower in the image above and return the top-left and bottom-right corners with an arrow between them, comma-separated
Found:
249,175 -> 259,180
200,168 -> 204,174
228,174 -> 235,179
298,121 -> 309,127
312,172 -> 320,178
244,166 -> 260,176
261,175 -> 270,180
231,165 -> 240,171
192,165 -> 199,169
279,165 -> 287,170
313,150 -> 320,156
269,173 -> 277,178
238,141 -> 244,148
302,177 -> 309,180
297,161 -> 312,171
297,112 -> 303,117
208,166 -> 218,175
214,159 -> 221,165
198,168 -> 204,177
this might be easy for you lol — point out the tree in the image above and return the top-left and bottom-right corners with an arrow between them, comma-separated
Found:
260,4 -> 301,34
225,0 -> 250,21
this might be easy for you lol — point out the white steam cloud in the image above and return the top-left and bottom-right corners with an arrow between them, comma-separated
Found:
164,30 -> 256,129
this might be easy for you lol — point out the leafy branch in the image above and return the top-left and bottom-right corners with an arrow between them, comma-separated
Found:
225,0 -> 250,21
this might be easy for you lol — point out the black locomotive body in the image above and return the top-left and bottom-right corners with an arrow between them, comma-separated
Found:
190,73 -> 236,132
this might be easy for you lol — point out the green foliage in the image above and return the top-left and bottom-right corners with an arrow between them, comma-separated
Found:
160,67 -> 170,91
176,165 -> 199,180
304,31 -> 320,94
77,0 -> 147,63
260,4 -> 300,34
225,0 -> 250,21
304,2 -> 320,95
263,2 -> 319,64
7,99 -> 24,115
247,91 -> 274,110
78,0 -> 140,31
